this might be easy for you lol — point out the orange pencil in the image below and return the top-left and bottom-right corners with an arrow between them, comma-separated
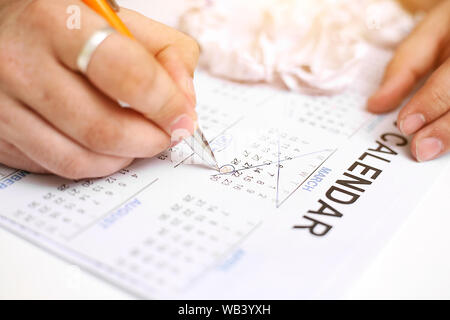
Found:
82,0 -> 134,38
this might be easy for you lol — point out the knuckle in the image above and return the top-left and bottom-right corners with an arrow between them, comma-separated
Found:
0,41 -> 21,85
83,120 -> 125,154
0,102 -> 11,127
122,54 -> 158,100
24,0 -> 46,13
440,116 -> 450,137
20,0 -> 49,28
21,0 -> 58,30
427,82 -> 450,114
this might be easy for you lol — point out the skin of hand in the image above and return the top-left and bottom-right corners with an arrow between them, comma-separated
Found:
398,0 -> 443,12
368,0 -> 450,162
0,0 -> 200,179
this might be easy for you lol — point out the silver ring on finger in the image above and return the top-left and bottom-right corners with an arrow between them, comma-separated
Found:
76,27 -> 116,74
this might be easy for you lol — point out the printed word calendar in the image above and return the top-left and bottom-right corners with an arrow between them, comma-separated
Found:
0,55 -> 448,299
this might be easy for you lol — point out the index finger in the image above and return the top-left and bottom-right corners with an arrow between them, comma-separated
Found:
118,8 -> 200,105
43,0 -> 197,140
118,8 -> 200,76
367,1 -> 450,113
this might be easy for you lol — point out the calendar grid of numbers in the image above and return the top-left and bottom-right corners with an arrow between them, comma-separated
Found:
0,72 -> 373,297
2,52 -> 444,299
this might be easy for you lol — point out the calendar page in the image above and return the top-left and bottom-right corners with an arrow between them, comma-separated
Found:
0,50 -> 448,299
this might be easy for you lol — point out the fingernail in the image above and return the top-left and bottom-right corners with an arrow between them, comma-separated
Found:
184,76 -> 196,106
170,114 -> 196,145
170,140 -> 182,148
416,137 -> 443,162
400,113 -> 426,135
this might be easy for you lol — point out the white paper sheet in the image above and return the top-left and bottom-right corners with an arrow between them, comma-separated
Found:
0,47 -> 447,299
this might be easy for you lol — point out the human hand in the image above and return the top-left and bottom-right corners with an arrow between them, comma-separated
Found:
367,0 -> 450,162
0,0 -> 199,178
398,0 -> 443,12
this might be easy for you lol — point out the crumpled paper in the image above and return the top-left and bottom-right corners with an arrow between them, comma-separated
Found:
179,0 -> 418,94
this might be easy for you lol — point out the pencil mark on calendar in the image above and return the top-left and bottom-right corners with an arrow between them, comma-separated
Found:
276,149 -> 337,208
219,164 -> 236,174
275,138 -> 281,207
212,149 -> 334,177
210,146 -> 336,208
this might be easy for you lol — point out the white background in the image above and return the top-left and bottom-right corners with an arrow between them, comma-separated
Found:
0,0 -> 449,299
